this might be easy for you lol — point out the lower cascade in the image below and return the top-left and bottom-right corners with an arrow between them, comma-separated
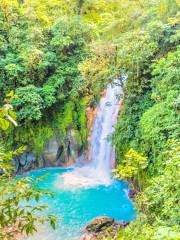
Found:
24,80 -> 136,240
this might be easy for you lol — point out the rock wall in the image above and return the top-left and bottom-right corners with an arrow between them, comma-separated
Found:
15,105 -> 97,174
16,129 -> 81,173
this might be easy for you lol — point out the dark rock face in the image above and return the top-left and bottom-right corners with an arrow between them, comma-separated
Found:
42,136 -> 62,167
128,189 -> 136,200
15,129 -> 82,173
42,130 -> 80,167
17,152 -> 36,173
81,217 -> 129,240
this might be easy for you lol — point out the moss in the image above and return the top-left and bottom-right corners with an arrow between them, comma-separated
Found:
33,125 -> 54,155
6,98 -> 89,158
55,101 -> 75,136
75,98 -> 88,145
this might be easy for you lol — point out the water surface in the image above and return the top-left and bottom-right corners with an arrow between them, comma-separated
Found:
24,167 -> 136,240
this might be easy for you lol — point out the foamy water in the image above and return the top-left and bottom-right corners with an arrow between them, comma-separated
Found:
56,166 -> 111,189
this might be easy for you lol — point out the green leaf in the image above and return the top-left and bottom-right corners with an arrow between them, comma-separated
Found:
0,118 -> 10,130
50,219 -> 56,230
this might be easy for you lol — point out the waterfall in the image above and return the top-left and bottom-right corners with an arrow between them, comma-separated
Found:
58,80 -> 122,188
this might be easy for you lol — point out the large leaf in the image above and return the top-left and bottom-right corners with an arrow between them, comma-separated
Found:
0,118 -> 10,130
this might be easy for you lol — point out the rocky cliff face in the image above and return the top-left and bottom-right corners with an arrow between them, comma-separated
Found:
16,129 -> 81,173
42,130 -> 79,167
15,106 -> 97,174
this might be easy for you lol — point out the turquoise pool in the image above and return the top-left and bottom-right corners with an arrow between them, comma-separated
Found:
23,167 -> 136,240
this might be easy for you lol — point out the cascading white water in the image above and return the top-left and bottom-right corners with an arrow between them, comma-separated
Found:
57,80 -> 122,188
87,80 -> 122,182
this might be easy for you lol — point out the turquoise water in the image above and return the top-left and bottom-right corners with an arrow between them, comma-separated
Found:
23,167 -> 136,240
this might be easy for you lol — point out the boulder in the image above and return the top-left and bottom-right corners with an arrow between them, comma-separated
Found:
23,154 -> 36,171
85,216 -> 114,233
80,233 -> 97,240
17,152 -> 36,173
83,217 -> 129,240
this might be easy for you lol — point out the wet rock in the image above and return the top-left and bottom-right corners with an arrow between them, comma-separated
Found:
19,153 -> 26,166
14,129 -> 84,173
117,221 -> 129,228
10,158 -> 19,174
85,216 -> 114,233
42,130 -> 80,167
23,154 -> 36,171
66,129 -> 79,166
82,217 -> 129,240
17,152 -> 36,173
80,233 -> 97,240
128,189 -> 136,200
56,145 -> 65,166
43,136 -> 60,167
38,156 -> 45,168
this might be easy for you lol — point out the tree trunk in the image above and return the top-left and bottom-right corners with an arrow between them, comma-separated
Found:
77,0 -> 84,15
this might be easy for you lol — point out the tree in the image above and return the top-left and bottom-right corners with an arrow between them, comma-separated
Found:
117,141 -> 180,240
0,98 -> 56,239
115,148 -> 147,190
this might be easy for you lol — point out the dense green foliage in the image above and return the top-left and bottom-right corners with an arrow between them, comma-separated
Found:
0,102 -> 56,239
0,1 -> 95,154
0,0 -> 179,239
111,1 -> 180,239
114,149 -> 147,191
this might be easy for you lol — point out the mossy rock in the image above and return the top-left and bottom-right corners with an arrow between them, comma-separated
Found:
85,217 -> 114,233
